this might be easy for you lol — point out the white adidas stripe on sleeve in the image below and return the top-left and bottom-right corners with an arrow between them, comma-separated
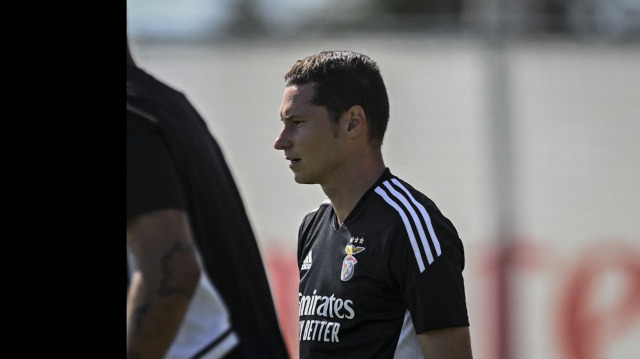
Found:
375,180 -> 443,273
390,179 -> 442,257
383,181 -> 435,265
374,187 -> 426,272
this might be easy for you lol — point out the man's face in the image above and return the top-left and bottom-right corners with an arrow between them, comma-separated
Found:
274,83 -> 346,185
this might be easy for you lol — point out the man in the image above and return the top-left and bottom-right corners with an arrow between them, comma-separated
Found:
126,37 -> 290,359
273,51 -> 472,358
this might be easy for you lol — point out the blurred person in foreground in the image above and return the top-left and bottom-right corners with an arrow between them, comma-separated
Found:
273,50 -> 472,358
126,35 -> 290,359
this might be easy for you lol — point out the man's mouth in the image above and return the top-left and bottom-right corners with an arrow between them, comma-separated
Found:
285,157 -> 300,167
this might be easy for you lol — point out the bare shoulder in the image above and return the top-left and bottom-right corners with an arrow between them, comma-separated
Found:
127,209 -> 190,235
127,209 -> 199,271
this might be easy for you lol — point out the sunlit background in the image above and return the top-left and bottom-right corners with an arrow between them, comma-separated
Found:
127,1 -> 640,358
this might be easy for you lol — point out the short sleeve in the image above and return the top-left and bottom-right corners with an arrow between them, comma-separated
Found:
127,110 -> 186,220
388,205 -> 469,333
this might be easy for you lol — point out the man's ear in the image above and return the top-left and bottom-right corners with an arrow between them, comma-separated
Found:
345,105 -> 366,136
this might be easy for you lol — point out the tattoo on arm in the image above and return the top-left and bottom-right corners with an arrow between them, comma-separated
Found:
132,303 -> 150,334
159,242 -> 198,297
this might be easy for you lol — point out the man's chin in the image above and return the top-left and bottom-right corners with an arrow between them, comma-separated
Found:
293,174 -> 315,185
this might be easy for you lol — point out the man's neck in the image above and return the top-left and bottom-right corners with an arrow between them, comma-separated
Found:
322,161 -> 386,226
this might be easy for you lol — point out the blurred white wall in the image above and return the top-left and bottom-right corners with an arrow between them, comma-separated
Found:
127,2 -> 640,358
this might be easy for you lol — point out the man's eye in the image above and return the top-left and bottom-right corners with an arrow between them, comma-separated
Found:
293,121 -> 303,127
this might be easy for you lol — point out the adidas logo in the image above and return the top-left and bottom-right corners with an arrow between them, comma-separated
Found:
301,250 -> 313,270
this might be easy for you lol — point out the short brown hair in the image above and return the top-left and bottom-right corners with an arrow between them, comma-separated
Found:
284,51 -> 390,147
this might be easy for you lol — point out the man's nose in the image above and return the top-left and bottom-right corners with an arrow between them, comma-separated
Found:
273,128 -> 290,150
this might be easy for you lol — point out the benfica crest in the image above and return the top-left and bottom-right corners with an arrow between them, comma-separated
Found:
340,243 -> 365,281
